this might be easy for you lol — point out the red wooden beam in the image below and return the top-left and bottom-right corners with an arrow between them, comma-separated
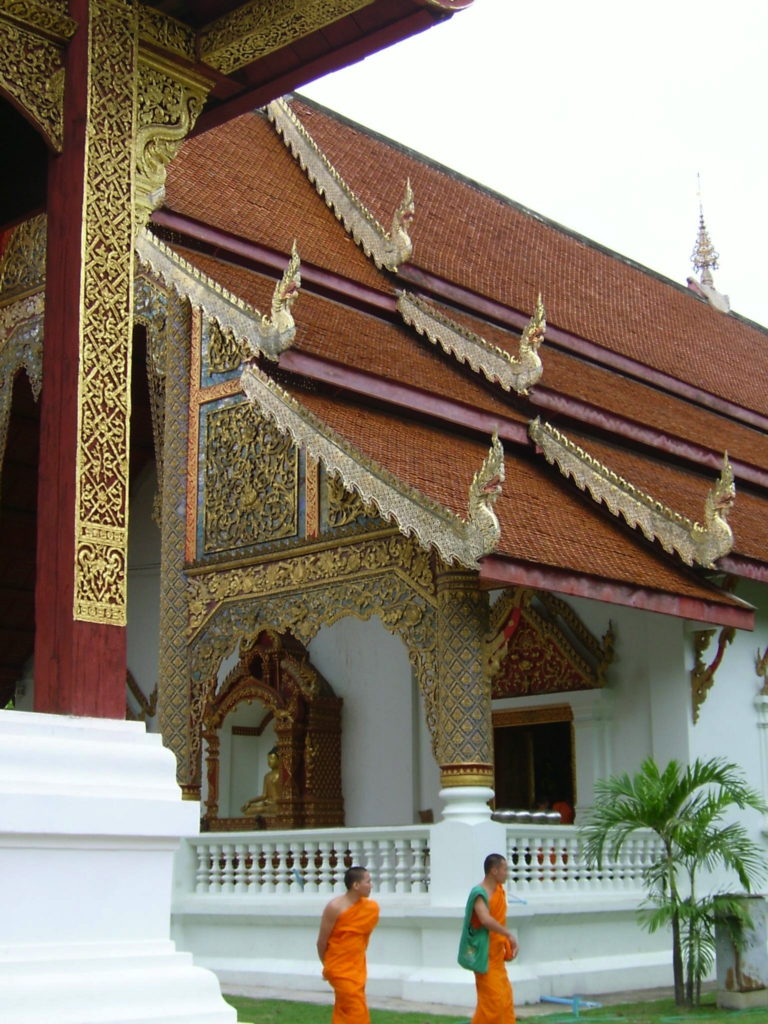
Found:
399,264 -> 768,435
193,9 -> 444,137
277,348 -> 530,444
34,0 -> 126,718
478,556 -> 755,630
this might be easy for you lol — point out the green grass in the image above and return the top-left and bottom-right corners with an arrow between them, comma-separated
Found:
223,993 -> 768,1024
223,995 -> 466,1023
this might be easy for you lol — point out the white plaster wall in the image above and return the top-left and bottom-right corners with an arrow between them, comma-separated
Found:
126,461 -> 161,731
691,579 -> 768,854
220,706 -> 276,818
308,615 -> 417,827
416,680 -> 442,821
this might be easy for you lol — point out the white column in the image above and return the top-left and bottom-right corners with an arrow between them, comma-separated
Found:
0,710 -> 235,1024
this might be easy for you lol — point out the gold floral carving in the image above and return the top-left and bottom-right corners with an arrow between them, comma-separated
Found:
691,626 -> 735,723
0,291 -> 44,482
0,0 -> 77,41
73,0 -> 137,626
267,98 -> 414,272
756,647 -> 768,697
203,401 -> 299,555
199,0 -> 374,75
208,321 -> 246,374
138,6 -> 194,59
0,214 -> 47,302
0,16 -> 65,149
185,534 -> 438,792
436,568 -> 493,788
241,361 -> 502,566
529,418 -> 736,569
398,292 -> 545,396
135,55 -> 211,228
126,670 -> 158,722
135,230 -> 302,360
487,586 -> 615,697
326,471 -> 371,529
156,288 -> 194,787
305,453 -> 320,537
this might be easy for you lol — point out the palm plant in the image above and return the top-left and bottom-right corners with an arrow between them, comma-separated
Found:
581,757 -> 767,1006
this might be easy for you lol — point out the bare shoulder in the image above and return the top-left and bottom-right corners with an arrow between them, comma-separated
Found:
321,894 -> 347,922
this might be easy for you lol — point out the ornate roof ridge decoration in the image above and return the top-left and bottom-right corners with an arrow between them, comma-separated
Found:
529,417 -> 736,569
240,361 -> 503,567
485,586 -> 615,696
397,290 -> 545,395
135,228 -> 301,360
267,97 -> 414,272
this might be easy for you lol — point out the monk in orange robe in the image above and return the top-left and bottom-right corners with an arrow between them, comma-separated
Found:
317,866 -> 380,1023
466,853 -> 518,1024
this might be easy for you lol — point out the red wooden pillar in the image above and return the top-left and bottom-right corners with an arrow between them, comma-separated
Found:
34,0 -> 132,718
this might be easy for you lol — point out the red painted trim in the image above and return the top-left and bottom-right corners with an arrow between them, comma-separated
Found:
478,557 -> 755,630
34,0 -> 126,718
531,387 -> 768,490
193,10 -> 441,138
398,264 -> 768,434
151,209 -> 397,317
716,555 -> 768,583
155,212 -> 768,493
277,348 -> 530,444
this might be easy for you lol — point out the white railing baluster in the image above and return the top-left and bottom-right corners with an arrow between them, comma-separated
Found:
195,842 -> 211,894
393,837 -> 409,893
303,841 -> 318,893
317,840 -> 334,893
261,842 -> 276,894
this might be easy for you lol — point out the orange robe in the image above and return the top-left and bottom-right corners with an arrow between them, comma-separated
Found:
472,885 -> 515,1024
323,898 -> 380,1024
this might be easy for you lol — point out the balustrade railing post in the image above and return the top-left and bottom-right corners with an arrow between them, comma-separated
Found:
207,843 -> 222,894
317,840 -> 334,894
194,842 -> 211,894
393,837 -> 409,893
302,841 -> 318,893
261,842 -> 276,894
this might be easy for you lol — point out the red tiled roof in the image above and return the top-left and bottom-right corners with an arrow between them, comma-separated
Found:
292,98 -> 768,418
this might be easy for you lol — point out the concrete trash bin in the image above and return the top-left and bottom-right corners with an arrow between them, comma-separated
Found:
716,894 -> 768,1009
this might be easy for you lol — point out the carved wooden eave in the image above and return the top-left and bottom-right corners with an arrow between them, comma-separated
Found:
486,587 -> 615,698
529,417 -> 736,569
267,97 -> 414,272
240,360 -> 502,567
134,228 -> 301,360
398,291 -> 545,395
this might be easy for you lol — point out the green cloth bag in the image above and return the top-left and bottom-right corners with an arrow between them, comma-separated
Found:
457,884 -> 490,974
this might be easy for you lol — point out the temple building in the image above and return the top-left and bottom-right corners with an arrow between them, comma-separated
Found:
0,4 -> 475,1023
2,3 -> 767,1014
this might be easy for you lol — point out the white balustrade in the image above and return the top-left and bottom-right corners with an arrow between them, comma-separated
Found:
181,824 -> 662,900
185,826 -> 433,896
506,826 -> 661,897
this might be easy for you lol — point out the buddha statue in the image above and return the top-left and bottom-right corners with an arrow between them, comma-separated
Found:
241,747 -> 281,816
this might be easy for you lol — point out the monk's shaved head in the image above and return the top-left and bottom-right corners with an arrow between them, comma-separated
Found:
484,853 -> 507,876
344,865 -> 369,890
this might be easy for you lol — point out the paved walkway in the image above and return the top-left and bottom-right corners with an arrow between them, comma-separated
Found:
224,982 -> 685,1019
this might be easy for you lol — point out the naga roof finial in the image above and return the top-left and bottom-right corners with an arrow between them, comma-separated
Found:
468,432 -> 505,557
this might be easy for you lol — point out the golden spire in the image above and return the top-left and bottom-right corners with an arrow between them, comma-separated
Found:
690,177 -> 719,287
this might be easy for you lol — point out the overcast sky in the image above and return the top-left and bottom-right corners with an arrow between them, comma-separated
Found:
302,0 -> 768,329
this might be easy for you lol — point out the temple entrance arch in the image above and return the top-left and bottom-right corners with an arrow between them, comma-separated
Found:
185,534 -> 438,805
201,628 -> 343,831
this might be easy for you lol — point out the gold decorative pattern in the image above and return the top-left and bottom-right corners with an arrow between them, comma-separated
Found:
756,647 -> 768,697
73,0 -> 137,625
135,230 -> 301,360
138,5 -> 194,59
436,568 -> 493,788
135,55 -> 211,229
326,471 -> 371,529
305,453 -> 320,537
126,670 -> 158,722
267,97 -> 414,272
208,320 -> 246,374
199,0 -> 374,75
529,418 -> 736,569
184,534 -> 438,793
0,0 -> 77,41
0,214 -> 47,303
398,291 -> 545,395
203,401 -> 299,555
0,17 -> 65,149
487,586 -> 615,697
241,360 -> 500,566
0,291 -> 44,481
691,626 -> 735,722
155,287 -> 194,787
